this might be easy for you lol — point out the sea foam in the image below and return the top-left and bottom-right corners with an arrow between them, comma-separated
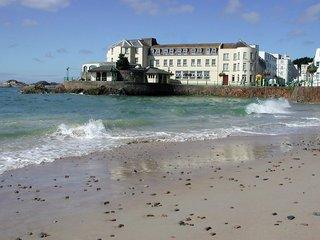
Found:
245,99 -> 291,115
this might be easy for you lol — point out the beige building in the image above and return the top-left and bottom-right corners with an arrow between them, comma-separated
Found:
106,38 -> 260,86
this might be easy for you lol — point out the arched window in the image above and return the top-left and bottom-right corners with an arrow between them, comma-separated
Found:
83,66 -> 87,72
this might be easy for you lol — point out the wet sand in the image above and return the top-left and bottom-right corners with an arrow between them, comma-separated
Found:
1,134 -> 320,240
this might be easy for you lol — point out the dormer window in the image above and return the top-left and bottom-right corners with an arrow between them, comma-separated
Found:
169,48 -> 174,55
163,48 -> 169,55
206,48 -> 211,55
196,48 -> 202,54
176,48 -> 182,55
155,49 -> 161,55
191,48 -> 196,55
183,48 -> 188,55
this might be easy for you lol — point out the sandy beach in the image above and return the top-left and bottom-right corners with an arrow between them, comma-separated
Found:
0,133 -> 320,240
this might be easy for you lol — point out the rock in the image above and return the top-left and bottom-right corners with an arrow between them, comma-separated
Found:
313,212 -> 320,216
205,227 -> 212,231
39,232 -> 50,238
287,215 -> 295,220
118,224 -> 124,228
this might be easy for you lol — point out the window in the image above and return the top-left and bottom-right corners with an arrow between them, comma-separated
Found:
175,71 -> 182,79
169,49 -> 174,55
183,59 -> 187,67
223,63 -> 229,72
204,71 -> 210,79
250,52 -> 253,60
233,53 -> 237,60
232,75 -> 235,82
190,71 -> 195,79
111,48 -> 114,55
206,48 -> 211,55
316,61 -> 320,67
223,53 -> 229,61
111,58 -> 113,62
237,63 -> 240,71
243,63 -> 247,71
196,48 -> 203,54
183,71 -> 188,79
250,63 -> 253,71
155,60 -> 159,67
233,63 -> 237,71
183,48 -> 188,55
83,66 -> 87,72
197,71 -> 203,79
250,75 -> 253,83
150,60 -> 154,67
191,48 -> 196,55
177,59 -> 181,67
212,59 -> 216,66
135,58 -> 138,64
242,74 -> 247,83
205,59 -> 210,67
237,52 -> 240,60
197,59 -> 201,67
191,59 -> 196,67
243,52 -> 247,60
237,75 -> 240,82
169,59 -> 173,67
164,59 -> 168,67
163,49 -> 169,55
176,48 -> 182,55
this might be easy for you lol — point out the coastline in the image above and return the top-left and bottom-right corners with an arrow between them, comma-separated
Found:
1,133 -> 320,239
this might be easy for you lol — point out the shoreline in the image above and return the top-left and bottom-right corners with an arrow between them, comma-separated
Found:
1,133 -> 320,239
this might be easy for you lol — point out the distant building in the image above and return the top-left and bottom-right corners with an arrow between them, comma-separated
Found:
272,54 -> 299,85
106,38 -> 260,86
314,48 -> 320,86
258,51 -> 277,80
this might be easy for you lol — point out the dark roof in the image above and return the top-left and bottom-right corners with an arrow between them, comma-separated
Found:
146,67 -> 173,75
88,65 -> 117,72
220,41 -> 248,49
151,43 -> 220,48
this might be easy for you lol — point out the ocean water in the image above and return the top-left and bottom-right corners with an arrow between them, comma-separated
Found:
1,88 -> 320,174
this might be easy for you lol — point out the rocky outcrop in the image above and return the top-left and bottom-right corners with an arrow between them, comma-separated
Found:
20,81 -> 320,103
0,79 -> 27,88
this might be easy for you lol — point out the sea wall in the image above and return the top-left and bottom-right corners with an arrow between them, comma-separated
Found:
20,81 -> 320,103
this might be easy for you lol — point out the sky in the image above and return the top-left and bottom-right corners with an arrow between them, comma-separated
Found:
0,0 -> 319,83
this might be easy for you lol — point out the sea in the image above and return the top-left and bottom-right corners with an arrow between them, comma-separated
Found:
1,87 -> 320,174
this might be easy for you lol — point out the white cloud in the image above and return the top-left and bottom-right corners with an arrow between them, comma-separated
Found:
224,0 -> 241,14
0,0 -> 70,11
299,3 -> 320,23
121,0 -> 195,15
21,18 -> 38,27
121,0 -> 158,15
0,0 -> 14,6
45,52 -> 54,58
56,48 -> 67,53
20,0 -> 70,11
241,11 -> 260,24
169,4 -> 194,14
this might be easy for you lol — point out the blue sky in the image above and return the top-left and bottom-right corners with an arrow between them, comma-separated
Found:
0,0 -> 319,83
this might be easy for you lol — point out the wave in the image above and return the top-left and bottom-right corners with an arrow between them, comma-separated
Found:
245,98 -> 291,115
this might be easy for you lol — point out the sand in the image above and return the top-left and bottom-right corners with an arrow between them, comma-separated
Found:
0,134 -> 320,240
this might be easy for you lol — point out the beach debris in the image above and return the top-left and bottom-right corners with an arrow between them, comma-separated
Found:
118,224 -> 124,228
313,211 -> 320,216
39,232 -> 50,238
287,215 -> 295,220
272,212 -> 278,216
205,226 -> 212,231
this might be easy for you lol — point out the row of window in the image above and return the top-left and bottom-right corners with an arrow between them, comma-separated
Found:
231,74 -> 254,83
175,71 -> 210,79
223,52 -> 256,61
150,47 -> 218,56
153,59 -> 216,68
222,62 -> 255,72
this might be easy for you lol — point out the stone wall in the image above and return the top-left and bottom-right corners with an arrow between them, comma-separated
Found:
21,81 -> 320,103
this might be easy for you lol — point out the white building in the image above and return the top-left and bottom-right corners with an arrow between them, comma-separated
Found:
106,38 -> 260,86
258,51 -> 277,80
314,48 -> 320,86
272,54 -> 299,85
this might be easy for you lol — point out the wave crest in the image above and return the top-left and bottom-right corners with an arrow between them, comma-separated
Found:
54,119 -> 108,139
246,99 -> 291,115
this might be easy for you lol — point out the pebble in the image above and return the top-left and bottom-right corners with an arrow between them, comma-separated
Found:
287,215 -> 295,220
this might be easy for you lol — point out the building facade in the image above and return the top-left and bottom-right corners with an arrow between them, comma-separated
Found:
314,48 -> 320,86
106,38 -> 260,86
258,51 -> 277,79
272,54 -> 299,85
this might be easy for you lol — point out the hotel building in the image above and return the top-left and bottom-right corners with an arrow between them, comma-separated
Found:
106,38 -> 260,86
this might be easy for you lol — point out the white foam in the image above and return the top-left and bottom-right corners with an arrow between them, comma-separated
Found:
246,98 -> 291,115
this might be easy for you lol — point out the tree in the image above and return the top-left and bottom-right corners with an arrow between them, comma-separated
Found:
116,54 -> 130,70
292,57 -> 313,70
307,64 -> 318,86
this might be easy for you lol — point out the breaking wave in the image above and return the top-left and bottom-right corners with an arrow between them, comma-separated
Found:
246,99 -> 291,115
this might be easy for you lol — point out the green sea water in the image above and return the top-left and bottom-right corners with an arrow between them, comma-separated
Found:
1,87 -> 320,174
